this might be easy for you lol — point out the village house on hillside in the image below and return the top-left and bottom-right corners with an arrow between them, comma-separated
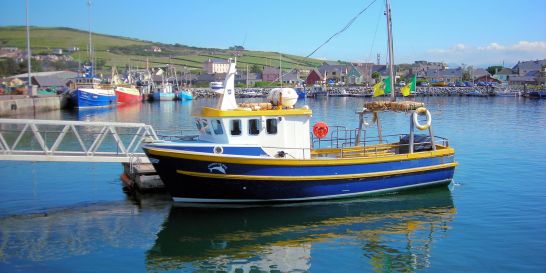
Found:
411,61 -> 447,75
305,69 -> 323,85
262,67 -> 280,82
513,59 -> 546,76
280,69 -> 302,85
353,63 -> 374,84
235,72 -> 261,86
318,62 -> 349,83
203,58 -> 230,74
8,71 -> 78,90
419,68 -> 463,83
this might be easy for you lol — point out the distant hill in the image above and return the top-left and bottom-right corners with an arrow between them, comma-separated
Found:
0,26 -> 326,73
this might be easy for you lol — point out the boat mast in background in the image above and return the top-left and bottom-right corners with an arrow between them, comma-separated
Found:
25,0 -> 32,95
385,0 -> 396,102
87,0 -> 93,77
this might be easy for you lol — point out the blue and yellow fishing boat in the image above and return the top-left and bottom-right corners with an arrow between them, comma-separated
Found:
142,59 -> 457,203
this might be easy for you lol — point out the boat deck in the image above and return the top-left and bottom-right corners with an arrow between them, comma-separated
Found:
311,143 -> 450,159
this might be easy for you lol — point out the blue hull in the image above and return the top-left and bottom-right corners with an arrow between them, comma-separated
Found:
143,147 -> 456,202
178,92 -> 193,100
72,89 -> 117,108
528,90 -> 546,98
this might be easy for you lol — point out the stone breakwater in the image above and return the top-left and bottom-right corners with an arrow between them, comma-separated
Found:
185,86 -> 522,98
0,95 -> 66,117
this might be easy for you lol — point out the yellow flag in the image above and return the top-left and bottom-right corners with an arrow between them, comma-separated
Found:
373,81 -> 385,97
401,84 -> 410,96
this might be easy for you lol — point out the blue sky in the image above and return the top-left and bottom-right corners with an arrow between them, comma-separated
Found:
2,0 -> 545,67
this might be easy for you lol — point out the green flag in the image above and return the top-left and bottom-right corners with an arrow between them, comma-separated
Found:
383,76 -> 392,94
409,75 -> 416,93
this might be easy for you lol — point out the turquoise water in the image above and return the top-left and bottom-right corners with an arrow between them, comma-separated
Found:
0,97 -> 545,272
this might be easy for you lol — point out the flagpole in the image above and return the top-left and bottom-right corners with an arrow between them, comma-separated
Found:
385,0 -> 396,102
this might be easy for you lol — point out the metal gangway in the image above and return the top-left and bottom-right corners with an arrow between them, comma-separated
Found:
0,119 -> 159,163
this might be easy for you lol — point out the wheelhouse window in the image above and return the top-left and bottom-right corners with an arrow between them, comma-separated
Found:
248,119 -> 261,135
212,119 -> 224,135
266,118 -> 278,134
195,119 -> 202,131
230,119 -> 242,136
201,119 -> 211,135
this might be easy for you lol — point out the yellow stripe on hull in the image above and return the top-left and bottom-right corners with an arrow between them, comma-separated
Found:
176,162 -> 458,181
146,146 -> 455,166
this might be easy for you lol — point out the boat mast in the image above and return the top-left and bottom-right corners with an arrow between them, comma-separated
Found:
25,0 -> 32,95
385,0 -> 395,101
87,0 -> 93,77
279,54 -> 282,87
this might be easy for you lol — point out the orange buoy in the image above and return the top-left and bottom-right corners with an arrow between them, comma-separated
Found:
313,122 -> 329,139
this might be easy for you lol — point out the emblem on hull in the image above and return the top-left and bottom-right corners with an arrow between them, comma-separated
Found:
208,163 -> 227,174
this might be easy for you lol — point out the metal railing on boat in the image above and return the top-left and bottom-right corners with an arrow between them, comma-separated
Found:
0,118 -> 159,163
311,126 -> 450,159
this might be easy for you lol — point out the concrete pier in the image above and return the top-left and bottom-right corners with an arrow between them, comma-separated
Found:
0,95 -> 64,117
121,163 -> 165,192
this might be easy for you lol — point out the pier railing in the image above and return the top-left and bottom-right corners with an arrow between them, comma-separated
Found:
0,118 -> 159,163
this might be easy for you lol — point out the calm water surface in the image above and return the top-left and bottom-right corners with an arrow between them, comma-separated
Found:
0,96 -> 545,272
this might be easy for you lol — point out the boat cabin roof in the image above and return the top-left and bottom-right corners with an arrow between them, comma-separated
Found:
196,106 -> 312,118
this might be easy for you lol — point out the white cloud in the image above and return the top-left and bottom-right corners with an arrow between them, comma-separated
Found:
425,41 -> 546,66
511,41 -> 546,51
454,43 -> 466,50
478,42 -> 505,50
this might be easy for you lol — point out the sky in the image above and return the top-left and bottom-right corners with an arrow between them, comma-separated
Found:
1,0 -> 545,68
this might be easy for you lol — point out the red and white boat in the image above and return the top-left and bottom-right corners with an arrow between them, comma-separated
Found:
111,66 -> 142,104
115,85 -> 142,104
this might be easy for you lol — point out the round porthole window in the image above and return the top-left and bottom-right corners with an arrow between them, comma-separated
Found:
213,146 -> 224,154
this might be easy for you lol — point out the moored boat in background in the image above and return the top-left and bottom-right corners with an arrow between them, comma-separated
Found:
115,86 -> 142,103
70,73 -> 116,108
153,83 -> 176,101
177,90 -> 193,100
209,81 -> 223,91
112,66 -> 142,103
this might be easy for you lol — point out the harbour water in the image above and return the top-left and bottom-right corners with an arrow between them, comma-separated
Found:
0,96 -> 545,272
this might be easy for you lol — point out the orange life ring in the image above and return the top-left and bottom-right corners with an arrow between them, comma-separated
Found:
313,122 -> 329,139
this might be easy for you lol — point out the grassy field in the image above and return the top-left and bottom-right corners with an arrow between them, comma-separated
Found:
0,26 -> 327,73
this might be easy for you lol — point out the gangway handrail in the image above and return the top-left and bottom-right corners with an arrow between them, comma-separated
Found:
0,118 -> 153,127
0,118 -> 159,163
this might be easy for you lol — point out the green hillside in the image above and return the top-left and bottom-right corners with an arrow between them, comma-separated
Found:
0,26 -> 325,73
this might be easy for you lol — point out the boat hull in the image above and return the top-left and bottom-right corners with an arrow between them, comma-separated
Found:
177,91 -> 193,100
153,92 -> 175,101
72,88 -> 117,108
115,87 -> 142,103
143,147 -> 456,203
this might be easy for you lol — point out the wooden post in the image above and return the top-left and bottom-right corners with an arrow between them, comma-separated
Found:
355,111 -> 364,146
409,111 -> 415,153
375,112 -> 383,144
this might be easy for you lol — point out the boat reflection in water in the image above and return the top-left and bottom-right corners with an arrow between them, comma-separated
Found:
147,188 -> 456,272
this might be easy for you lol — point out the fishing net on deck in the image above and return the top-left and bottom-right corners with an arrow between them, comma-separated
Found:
364,101 -> 425,112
